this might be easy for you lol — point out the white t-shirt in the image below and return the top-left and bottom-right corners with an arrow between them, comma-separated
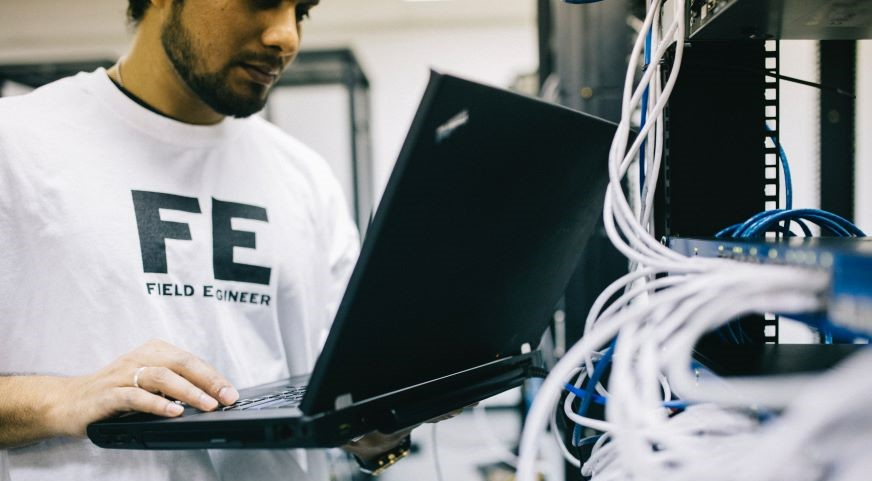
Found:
0,69 -> 360,481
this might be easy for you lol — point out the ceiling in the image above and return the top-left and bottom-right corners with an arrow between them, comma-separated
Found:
306,0 -> 535,32
0,0 -> 535,36
0,0 -> 536,62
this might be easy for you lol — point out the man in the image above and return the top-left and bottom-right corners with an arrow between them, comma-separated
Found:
0,0 -> 416,479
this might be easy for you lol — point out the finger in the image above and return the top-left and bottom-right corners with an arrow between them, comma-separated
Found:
345,427 -> 414,456
136,366 -> 219,411
140,341 -> 238,405
425,409 -> 464,423
383,426 -> 416,439
372,425 -> 417,440
113,387 -> 185,418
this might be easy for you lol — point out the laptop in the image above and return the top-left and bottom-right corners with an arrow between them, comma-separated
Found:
88,70 -> 617,450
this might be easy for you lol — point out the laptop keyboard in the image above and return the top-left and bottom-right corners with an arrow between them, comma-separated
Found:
221,385 -> 307,411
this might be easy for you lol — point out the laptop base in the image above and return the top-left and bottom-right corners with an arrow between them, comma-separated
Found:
88,351 -> 542,449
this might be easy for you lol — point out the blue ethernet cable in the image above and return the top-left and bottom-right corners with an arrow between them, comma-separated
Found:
572,340 -> 615,446
718,209 -> 865,239
790,218 -> 814,237
564,384 -> 608,405
728,209 -> 788,237
766,124 -> 792,210
561,385 -> 690,410
741,213 -> 840,237
716,129 -> 865,241
639,24 -> 653,192
717,214 -> 810,238
738,209 -> 865,238
662,400 -> 690,409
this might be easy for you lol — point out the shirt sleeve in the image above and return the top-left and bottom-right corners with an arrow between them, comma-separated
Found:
316,164 -> 361,352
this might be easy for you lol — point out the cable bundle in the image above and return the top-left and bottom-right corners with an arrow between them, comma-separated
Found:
716,209 -> 866,238
515,1 -> 870,480
716,127 -> 865,239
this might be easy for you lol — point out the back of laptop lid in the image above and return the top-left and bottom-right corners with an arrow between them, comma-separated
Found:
302,71 -> 616,414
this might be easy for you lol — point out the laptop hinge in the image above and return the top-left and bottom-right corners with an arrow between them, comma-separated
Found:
334,393 -> 354,411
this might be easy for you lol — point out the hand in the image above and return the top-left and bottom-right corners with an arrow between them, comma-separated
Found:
48,339 -> 239,438
342,403 -> 475,463
343,427 -> 415,464
424,405 -> 470,424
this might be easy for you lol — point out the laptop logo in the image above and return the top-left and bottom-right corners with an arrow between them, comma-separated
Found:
436,109 -> 469,144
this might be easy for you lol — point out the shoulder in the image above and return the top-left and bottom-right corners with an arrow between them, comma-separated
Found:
0,71 -> 113,194
0,71 -> 92,120
0,71 -> 98,139
0,73 -> 84,155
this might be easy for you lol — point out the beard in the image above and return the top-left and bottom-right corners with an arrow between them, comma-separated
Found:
160,3 -> 279,118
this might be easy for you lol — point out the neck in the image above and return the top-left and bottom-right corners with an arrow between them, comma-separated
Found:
114,25 -> 224,125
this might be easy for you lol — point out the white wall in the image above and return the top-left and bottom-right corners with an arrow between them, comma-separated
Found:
857,40 -> 872,234
779,41 -> 821,214
0,0 -> 129,62
304,25 -> 538,202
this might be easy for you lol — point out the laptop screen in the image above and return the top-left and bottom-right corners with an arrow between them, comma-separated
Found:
302,71 -> 616,414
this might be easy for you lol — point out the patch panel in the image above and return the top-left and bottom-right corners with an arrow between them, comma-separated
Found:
669,237 -> 872,337
688,0 -> 872,41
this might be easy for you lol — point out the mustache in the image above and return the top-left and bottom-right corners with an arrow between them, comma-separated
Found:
234,52 -> 286,71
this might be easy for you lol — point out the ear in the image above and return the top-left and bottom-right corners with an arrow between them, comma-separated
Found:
147,0 -> 178,19
139,0 -> 175,26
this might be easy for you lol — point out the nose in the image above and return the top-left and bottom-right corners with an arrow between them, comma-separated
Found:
260,5 -> 300,58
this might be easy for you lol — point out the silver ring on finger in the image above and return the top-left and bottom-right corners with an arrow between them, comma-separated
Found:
133,366 -> 148,389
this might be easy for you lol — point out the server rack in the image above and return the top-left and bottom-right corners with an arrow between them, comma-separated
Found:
544,1 -> 870,479
664,1 -> 869,345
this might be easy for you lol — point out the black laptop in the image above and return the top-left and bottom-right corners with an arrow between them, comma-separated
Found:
87,70 -> 617,450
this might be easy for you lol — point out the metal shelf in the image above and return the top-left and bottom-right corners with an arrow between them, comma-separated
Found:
689,0 -> 872,41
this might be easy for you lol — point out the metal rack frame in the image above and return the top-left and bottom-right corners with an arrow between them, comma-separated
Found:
655,39 -> 777,343
540,1 -> 869,478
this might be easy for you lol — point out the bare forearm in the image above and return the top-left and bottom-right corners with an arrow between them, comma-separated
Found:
1,339 -> 239,451
0,376 -> 66,449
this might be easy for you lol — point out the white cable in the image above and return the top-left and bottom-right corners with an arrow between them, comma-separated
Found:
517,0 -> 865,479
522,263 -> 831,480
472,404 -> 519,467
519,264 -> 710,480
563,369 -> 615,432
550,398 -> 582,468
431,424 -> 444,481
583,272 -> 688,376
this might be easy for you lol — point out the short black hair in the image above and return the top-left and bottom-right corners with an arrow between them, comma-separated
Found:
128,0 -> 183,25
127,0 -> 150,24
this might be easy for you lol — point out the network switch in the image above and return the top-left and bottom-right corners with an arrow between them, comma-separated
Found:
669,237 -> 872,337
